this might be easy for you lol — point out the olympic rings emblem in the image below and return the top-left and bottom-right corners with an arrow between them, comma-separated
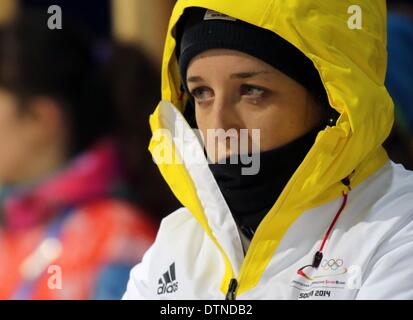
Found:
321,259 -> 344,271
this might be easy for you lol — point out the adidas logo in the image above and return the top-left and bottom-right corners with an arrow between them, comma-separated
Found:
157,263 -> 178,295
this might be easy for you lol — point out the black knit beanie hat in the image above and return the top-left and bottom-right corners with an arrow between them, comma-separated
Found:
176,8 -> 330,110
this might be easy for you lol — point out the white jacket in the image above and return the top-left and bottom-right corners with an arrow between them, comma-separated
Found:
124,0 -> 413,299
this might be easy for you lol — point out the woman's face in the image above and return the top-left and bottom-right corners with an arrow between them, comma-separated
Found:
186,49 -> 324,162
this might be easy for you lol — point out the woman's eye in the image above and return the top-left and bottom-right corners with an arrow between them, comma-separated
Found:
190,87 -> 214,103
241,85 -> 266,98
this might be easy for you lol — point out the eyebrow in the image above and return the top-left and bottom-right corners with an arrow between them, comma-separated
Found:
230,71 -> 273,79
187,76 -> 204,83
187,71 -> 273,83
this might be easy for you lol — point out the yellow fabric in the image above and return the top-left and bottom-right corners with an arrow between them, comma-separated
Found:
149,0 -> 394,296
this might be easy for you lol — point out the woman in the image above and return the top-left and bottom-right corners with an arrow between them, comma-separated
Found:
0,13 -> 160,299
124,0 -> 413,299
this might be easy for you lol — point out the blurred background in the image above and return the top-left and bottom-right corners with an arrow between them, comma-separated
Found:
0,0 -> 179,300
0,0 -> 175,65
384,0 -> 413,170
0,0 -> 411,300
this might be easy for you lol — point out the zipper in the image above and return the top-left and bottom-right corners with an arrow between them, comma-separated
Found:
225,278 -> 238,300
311,175 -> 352,268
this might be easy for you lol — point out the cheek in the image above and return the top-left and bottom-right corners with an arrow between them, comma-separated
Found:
238,106 -> 286,150
242,101 -> 310,151
253,118 -> 287,151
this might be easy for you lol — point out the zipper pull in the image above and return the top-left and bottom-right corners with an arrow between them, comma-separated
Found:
225,278 -> 238,300
312,251 -> 323,268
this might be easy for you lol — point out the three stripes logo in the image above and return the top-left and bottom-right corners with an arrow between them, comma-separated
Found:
157,263 -> 178,295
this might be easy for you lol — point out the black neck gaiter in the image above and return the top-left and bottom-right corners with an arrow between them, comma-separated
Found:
208,126 -> 322,238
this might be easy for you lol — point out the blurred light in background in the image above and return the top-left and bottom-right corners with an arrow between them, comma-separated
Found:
112,0 -> 175,65
0,0 -> 18,25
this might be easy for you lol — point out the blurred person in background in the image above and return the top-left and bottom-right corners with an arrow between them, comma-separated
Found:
384,0 -> 413,169
0,11 -> 172,299
106,44 -> 180,222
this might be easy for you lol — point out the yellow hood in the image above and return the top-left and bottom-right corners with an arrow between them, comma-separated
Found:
149,0 -> 393,295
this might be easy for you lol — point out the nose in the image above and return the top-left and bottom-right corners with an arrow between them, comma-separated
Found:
209,92 -> 238,132
204,92 -> 243,162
